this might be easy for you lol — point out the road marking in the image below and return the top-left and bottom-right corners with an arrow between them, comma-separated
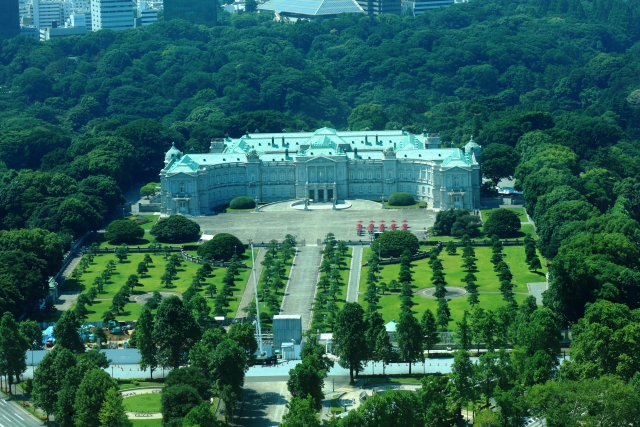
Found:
14,413 -> 24,420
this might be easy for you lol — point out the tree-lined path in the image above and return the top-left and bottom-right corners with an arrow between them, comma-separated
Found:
280,246 -> 323,331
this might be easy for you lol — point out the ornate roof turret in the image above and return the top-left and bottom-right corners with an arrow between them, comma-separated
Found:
464,135 -> 481,154
164,142 -> 183,166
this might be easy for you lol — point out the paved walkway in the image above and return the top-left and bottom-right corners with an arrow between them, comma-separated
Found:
235,249 -> 265,318
346,246 -> 363,303
280,246 -> 323,331
528,282 -> 548,304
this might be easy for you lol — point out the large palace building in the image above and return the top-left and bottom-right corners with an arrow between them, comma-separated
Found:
159,127 -> 481,215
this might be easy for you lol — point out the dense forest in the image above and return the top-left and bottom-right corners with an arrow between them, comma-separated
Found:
0,0 -> 639,348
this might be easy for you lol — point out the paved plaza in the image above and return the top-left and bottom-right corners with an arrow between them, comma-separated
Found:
193,200 -> 437,245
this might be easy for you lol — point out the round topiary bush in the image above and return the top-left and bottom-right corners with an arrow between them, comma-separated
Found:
104,220 -> 144,244
197,233 -> 245,261
483,208 -> 521,237
229,196 -> 255,210
150,215 -> 201,243
388,192 -> 415,206
371,230 -> 419,258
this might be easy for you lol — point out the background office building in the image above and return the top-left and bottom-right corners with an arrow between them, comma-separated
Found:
91,0 -> 134,30
357,0 -> 400,15
164,0 -> 216,24
0,0 -> 21,38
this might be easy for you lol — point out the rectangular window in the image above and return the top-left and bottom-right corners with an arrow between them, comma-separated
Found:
272,188 -> 276,195
377,172 -> 381,179
349,172 -> 354,180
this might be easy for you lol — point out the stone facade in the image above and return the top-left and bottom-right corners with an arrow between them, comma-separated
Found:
159,128 -> 481,215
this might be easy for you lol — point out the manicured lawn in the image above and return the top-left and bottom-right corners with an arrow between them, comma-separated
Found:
122,393 -> 162,413
334,248 -> 353,311
66,249 -> 257,322
429,222 -> 537,242
126,215 -> 160,230
130,420 -> 162,427
480,207 -> 527,222
384,201 -> 427,209
359,245 -> 544,330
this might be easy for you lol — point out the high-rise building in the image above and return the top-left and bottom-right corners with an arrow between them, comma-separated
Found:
91,0 -> 134,31
135,1 -> 157,26
164,0 -> 216,25
357,0 -> 400,15
33,0 -> 62,28
0,0 -> 21,38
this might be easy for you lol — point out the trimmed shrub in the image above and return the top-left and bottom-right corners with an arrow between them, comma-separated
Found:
229,196 -> 255,210
197,233 -> 245,261
104,220 -> 144,244
483,208 -> 521,237
371,230 -> 419,258
150,215 -> 201,243
388,192 -> 415,206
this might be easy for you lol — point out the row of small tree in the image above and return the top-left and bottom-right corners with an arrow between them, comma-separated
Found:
311,233 -> 349,332
253,237 -> 295,317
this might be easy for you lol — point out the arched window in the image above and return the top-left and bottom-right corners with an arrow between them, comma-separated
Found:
453,176 -> 460,187
179,182 -> 185,192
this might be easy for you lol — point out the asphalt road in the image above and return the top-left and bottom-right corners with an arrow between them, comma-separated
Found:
0,397 -> 43,427
280,246 -> 323,331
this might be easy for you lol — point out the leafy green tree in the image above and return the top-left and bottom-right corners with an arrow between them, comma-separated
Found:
280,396 -> 321,427
456,310 -> 472,351
133,306 -> 156,378
287,357 -> 326,409
197,233 -> 244,261
98,388 -> 132,427
153,296 -> 201,369
73,368 -> 118,427
481,143 -> 519,185
32,347 -> 75,420
53,310 -> 85,353
483,209 -> 521,237
528,375 -> 640,427
450,350 -> 476,422
137,262 -> 148,277
333,302 -> 368,383
140,182 -> 160,198
446,240 -> 457,255
104,220 -> 144,244
228,322 -> 258,361
165,366 -> 211,401
388,192 -> 415,206
370,230 -> 420,257
436,298 -> 450,331
161,384 -> 203,426
0,312 -> 29,392
115,245 -> 128,262
421,309 -> 439,357
396,310 -> 424,374
20,319 -> 44,350
528,256 -> 542,272
182,403 -> 221,427
206,283 -> 217,298
150,215 -> 201,243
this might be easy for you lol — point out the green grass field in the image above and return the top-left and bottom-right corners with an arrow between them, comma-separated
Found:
130,420 -> 162,427
125,215 -> 160,230
122,393 -> 162,413
65,249 -> 257,322
480,207 -> 527,222
359,245 -> 546,330
429,222 -> 537,242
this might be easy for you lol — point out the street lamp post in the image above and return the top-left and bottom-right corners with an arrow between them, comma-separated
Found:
381,193 -> 385,209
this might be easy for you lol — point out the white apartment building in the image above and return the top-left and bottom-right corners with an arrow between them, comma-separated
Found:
32,0 -> 63,28
135,1 -> 157,26
91,0 -> 133,31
